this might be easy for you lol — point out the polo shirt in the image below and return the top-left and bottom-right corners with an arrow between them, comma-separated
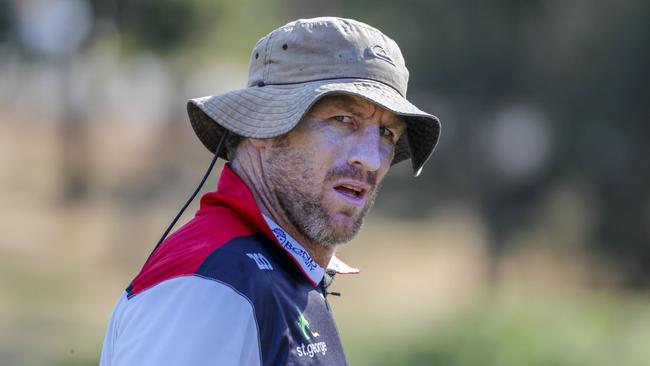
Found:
99,164 -> 358,365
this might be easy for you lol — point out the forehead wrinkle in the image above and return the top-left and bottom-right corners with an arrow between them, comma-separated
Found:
350,102 -> 377,120
343,97 -> 403,128
320,95 -> 368,116
383,115 -> 406,129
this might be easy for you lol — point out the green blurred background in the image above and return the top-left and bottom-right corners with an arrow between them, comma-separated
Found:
1,0 -> 649,365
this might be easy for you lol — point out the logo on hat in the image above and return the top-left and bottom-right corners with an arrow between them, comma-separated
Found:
364,45 -> 395,66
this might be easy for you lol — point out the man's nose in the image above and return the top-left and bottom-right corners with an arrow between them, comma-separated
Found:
347,127 -> 382,172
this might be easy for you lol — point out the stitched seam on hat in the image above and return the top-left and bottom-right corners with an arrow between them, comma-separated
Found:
221,94 -> 307,108
228,87 -> 309,101
262,31 -> 275,82
204,95 -> 311,125
203,93 -> 308,117
202,105 -> 296,137
259,76 -> 405,97
219,91 -> 313,115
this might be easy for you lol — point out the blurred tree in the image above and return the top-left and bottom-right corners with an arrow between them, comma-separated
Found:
91,0 -> 284,59
110,0 -> 220,54
0,1 -> 9,43
10,0 -> 95,202
87,0 -> 285,202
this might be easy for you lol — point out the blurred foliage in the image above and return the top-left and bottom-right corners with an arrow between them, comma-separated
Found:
89,0 -> 286,60
111,0 -> 217,54
344,294 -> 650,366
0,2 -> 9,42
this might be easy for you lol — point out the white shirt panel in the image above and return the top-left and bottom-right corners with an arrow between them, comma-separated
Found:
100,276 -> 261,366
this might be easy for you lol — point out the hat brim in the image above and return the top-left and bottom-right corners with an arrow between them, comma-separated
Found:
187,78 -> 441,176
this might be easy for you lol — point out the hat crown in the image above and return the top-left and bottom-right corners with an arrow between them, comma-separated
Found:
247,17 -> 410,96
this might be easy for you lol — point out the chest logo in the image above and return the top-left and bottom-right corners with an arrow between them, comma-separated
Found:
246,253 -> 274,271
296,306 -> 320,340
295,307 -> 328,358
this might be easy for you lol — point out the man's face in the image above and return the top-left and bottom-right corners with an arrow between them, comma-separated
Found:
263,94 -> 406,247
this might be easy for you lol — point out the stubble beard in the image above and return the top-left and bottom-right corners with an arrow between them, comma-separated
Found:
266,142 -> 379,248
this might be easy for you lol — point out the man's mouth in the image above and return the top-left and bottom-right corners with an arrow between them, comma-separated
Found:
333,182 -> 370,203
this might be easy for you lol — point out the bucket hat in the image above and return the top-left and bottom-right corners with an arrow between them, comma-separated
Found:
187,17 -> 441,176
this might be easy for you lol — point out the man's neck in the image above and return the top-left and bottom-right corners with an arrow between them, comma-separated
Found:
229,156 -> 335,269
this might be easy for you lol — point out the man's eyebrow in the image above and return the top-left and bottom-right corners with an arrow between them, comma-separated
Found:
335,99 -> 388,119
325,96 -> 406,128
327,97 -> 365,115
382,117 -> 405,127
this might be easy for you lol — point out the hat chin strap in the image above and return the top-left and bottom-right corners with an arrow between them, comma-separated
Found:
146,131 -> 230,261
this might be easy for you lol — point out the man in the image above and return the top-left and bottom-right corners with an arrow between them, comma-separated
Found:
100,17 -> 440,365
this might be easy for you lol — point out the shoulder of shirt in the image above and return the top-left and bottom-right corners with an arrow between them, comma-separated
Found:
127,206 -> 271,298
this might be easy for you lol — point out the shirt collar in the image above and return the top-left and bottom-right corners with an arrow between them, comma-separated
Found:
200,164 -> 358,287
262,214 -> 360,282
262,214 -> 325,285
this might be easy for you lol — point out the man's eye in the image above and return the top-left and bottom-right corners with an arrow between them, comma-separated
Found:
380,126 -> 395,139
333,115 -> 353,123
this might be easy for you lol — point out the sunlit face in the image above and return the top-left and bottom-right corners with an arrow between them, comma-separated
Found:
264,94 -> 406,247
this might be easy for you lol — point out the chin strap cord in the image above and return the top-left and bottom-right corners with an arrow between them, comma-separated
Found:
146,131 -> 230,261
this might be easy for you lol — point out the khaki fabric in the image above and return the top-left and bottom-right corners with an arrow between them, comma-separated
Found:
187,17 -> 441,176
